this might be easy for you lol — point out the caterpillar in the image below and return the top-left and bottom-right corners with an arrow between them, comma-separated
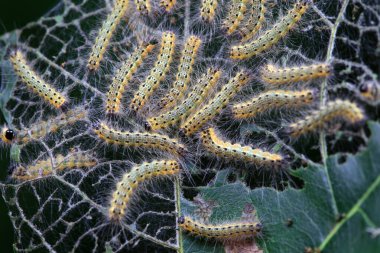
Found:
260,63 -> 331,85
106,43 -> 155,114
223,0 -> 248,35
200,0 -> 219,22
88,0 -> 129,70
230,0 -> 309,60
238,0 -> 266,42
12,152 -> 97,181
359,81 -> 380,103
201,127 -> 284,166
9,50 -> 67,109
160,0 -> 176,12
146,68 -> 221,130
180,70 -> 250,136
135,0 -> 151,14
1,107 -> 87,145
178,215 -> 262,240
159,35 -> 202,110
289,99 -> 365,137
130,31 -> 176,112
232,89 -> 315,119
93,122 -> 186,155
109,160 -> 180,221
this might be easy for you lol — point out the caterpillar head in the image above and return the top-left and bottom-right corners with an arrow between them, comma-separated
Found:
1,127 -> 16,144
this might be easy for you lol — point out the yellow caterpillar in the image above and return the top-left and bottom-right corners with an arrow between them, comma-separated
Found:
238,0 -> 266,42
10,50 -> 67,109
160,0 -> 176,12
223,0 -> 248,35
200,0 -> 219,22
230,0 -> 309,60
135,0 -> 151,14
232,89 -> 315,119
180,70 -> 249,136
106,43 -> 155,114
109,160 -> 180,221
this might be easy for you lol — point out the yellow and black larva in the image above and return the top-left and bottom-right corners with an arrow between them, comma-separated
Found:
93,122 -> 186,155
109,160 -> 180,221
200,0 -> 219,22
160,0 -> 176,12
223,0 -> 248,35
261,63 -> 331,85
146,68 -> 221,131
290,99 -> 365,137
201,127 -> 284,166
159,35 -> 202,110
130,31 -> 176,112
10,50 -> 67,109
178,215 -> 263,240
180,70 -> 250,136
238,0 -> 266,42
230,0 -> 309,60
232,89 -> 315,119
135,0 -> 151,14
106,43 -> 155,114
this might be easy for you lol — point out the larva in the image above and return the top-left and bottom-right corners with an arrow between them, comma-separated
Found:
135,0 -> 151,14
10,51 -> 67,109
178,215 -> 262,240
238,0 -> 266,42
359,81 -> 380,102
146,68 -> 221,130
88,0 -> 129,70
230,0 -> 309,60
261,63 -> 331,85
223,0 -> 248,35
180,70 -> 250,136
93,122 -> 186,155
289,99 -> 365,137
109,160 -> 180,221
160,0 -> 176,12
130,32 -> 176,112
159,35 -> 202,110
201,127 -> 284,166
106,43 -> 155,114
232,89 -> 315,119
200,0 -> 219,22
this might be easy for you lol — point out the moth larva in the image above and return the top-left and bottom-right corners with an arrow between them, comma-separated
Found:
146,68 -> 221,130
109,160 -> 180,221
88,0 -> 129,70
159,35 -> 202,110
93,122 -> 186,155
130,32 -> 176,112
10,51 -> 67,109
238,0 -> 266,42
180,70 -> 250,136
261,63 -> 331,85
178,215 -> 262,240
230,0 -> 309,60
200,0 -> 219,22
290,99 -> 365,137
106,43 -> 155,114
223,0 -> 248,35
201,127 -> 284,166
232,89 -> 315,119
160,0 -> 176,12
135,0 -> 151,14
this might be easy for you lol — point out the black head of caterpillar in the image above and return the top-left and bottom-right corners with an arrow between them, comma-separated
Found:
1,127 -> 16,144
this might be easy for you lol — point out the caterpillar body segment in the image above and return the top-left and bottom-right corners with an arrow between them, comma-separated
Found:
201,127 -> 284,166
130,32 -> 176,112
223,0 -> 248,35
180,71 -> 250,136
106,43 -> 155,114
88,0 -> 129,70
159,35 -> 202,110
160,0 -> 176,11
10,51 -> 67,109
230,0 -> 309,60
146,68 -> 221,130
135,0 -> 151,14
232,89 -> 315,119
109,160 -> 180,221
200,0 -> 219,22
239,0 -> 266,42
290,99 -> 365,137
359,81 -> 380,102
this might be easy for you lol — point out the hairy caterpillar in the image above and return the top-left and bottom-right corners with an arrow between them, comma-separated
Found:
160,0 -> 176,12
178,215 -> 262,240
230,0 -> 309,60
9,51 -> 67,109
88,0 -> 129,70
93,122 -> 186,155
109,160 -> 180,221
180,71 -> 250,136
1,107 -> 87,145
200,0 -> 219,22
289,99 -> 365,137
232,89 -> 315,119
146,68 -> 221,130
223,0 -> 248,35
261,63 -> 331,85
201,127 -> 284,166
130,32 -> 176,112
238,0 -> 266,42
12,152 -> 97,181
359,81 -> 380,103
159,35 -> 202,110
106,43 -> 155,114
135,0 -> 151,14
